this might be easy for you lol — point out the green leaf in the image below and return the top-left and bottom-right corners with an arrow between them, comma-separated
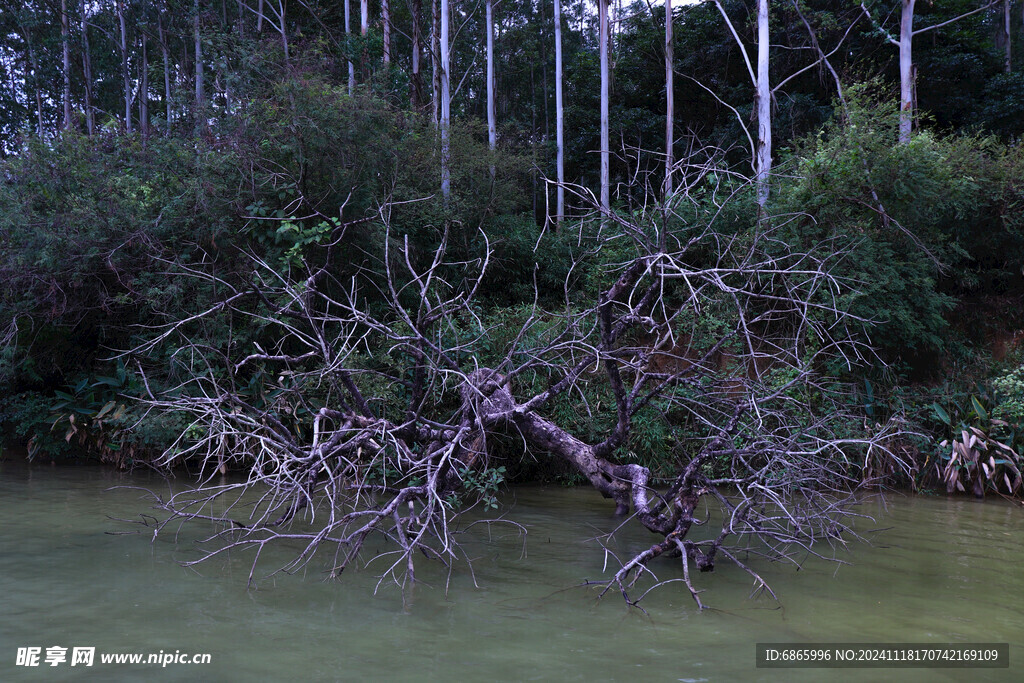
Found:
931,402 -> 951,426
970,395 -> 988,422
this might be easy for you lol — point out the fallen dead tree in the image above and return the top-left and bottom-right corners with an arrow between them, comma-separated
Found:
128,174 -> 905,609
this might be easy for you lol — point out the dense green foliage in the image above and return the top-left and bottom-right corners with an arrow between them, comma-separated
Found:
2,0 -> 1024,499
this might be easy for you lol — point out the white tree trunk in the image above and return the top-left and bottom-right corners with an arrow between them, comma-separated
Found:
140,31 -> 149,137
82,3 -> 94,135
755,0 -> 771,208
383,0 -> 391,64
554,0 -> 565,223
195,0 -> 204,125
62,0 -> 71,130
160,13 -> 171,134
487,0 -> 496,180
898,0 -> 915,144
1004,0 -> 1012,73
119,0 -> 132,133
664,0 -> 673,196
440,0 -> 451,201
411,0 -> 422,107
345,0 -> 354,94
431,0 -> 440,125
599,0 -> 610,214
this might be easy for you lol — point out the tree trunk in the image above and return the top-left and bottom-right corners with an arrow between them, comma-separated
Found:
755,0 -> 771,208
440,0 -> 451,201
383,0 -> 391,64
160,13 -> 172,134
361,0 -> 369,76
277,0 -> 289,63
62,0 -> 72,131
431,0 -> 440,126
257,0 -> 264,32
554,0 -> 565,225
486,0 -> 496,180
411,0 -> 423,107
898,0 -> 915,144
196,0 -> 205,123
345,0 -> 355,94
140,30 -> 149,138
664,0 -> 673,196
118,0 -> 132,134
1004,0 -> 1012,73
82,2 -> 95,135
599,0 -> 610,215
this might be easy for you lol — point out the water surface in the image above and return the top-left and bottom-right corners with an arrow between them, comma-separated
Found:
1,461 -> 1021,681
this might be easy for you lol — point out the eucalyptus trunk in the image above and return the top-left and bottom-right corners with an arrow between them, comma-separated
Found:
383,0 -> 391,64
345,0 -> 354,93
140,31 -> 149,138
554,0 -> 565,223
82,3 -> 94,135
755,0 -> 770,208
119,0 -> 132,133
663,0 -> 673,196
440,0 -> 451,201
411,0 -> 423,107
62,0 -> 72,130
486,0 -> 496,180
195,0 -> 205,125
898,0 -> 914,144
160,13 -> 172,134
599,0 -> 610,214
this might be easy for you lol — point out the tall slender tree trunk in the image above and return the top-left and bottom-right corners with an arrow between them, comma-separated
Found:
554,0 -> 565,224
24,39 -> 44,138
898,0 -> 915,144
755,0 -> 771,208
118,0 -> 132,133
383,0 -> 391,64
486,0 -> 496,180
277,0 -> 289,63
361,0 -> 369,76
62,0 -> 72,130
1004,0 -> 1012,73
345,0 -> 355,94
195,0 -> 205,129
82,3 -> 94,135
257,0 -> 264,31
440,0 -> 451,201
140,30 -> 149,138
431,0 -> 440,126
664,0 -> 673,197
411,0 -> 423,107
160,13 -> 172,134
599,0 -> 610,214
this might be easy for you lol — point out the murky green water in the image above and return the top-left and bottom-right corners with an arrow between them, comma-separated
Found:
1,460 -> 1022,682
